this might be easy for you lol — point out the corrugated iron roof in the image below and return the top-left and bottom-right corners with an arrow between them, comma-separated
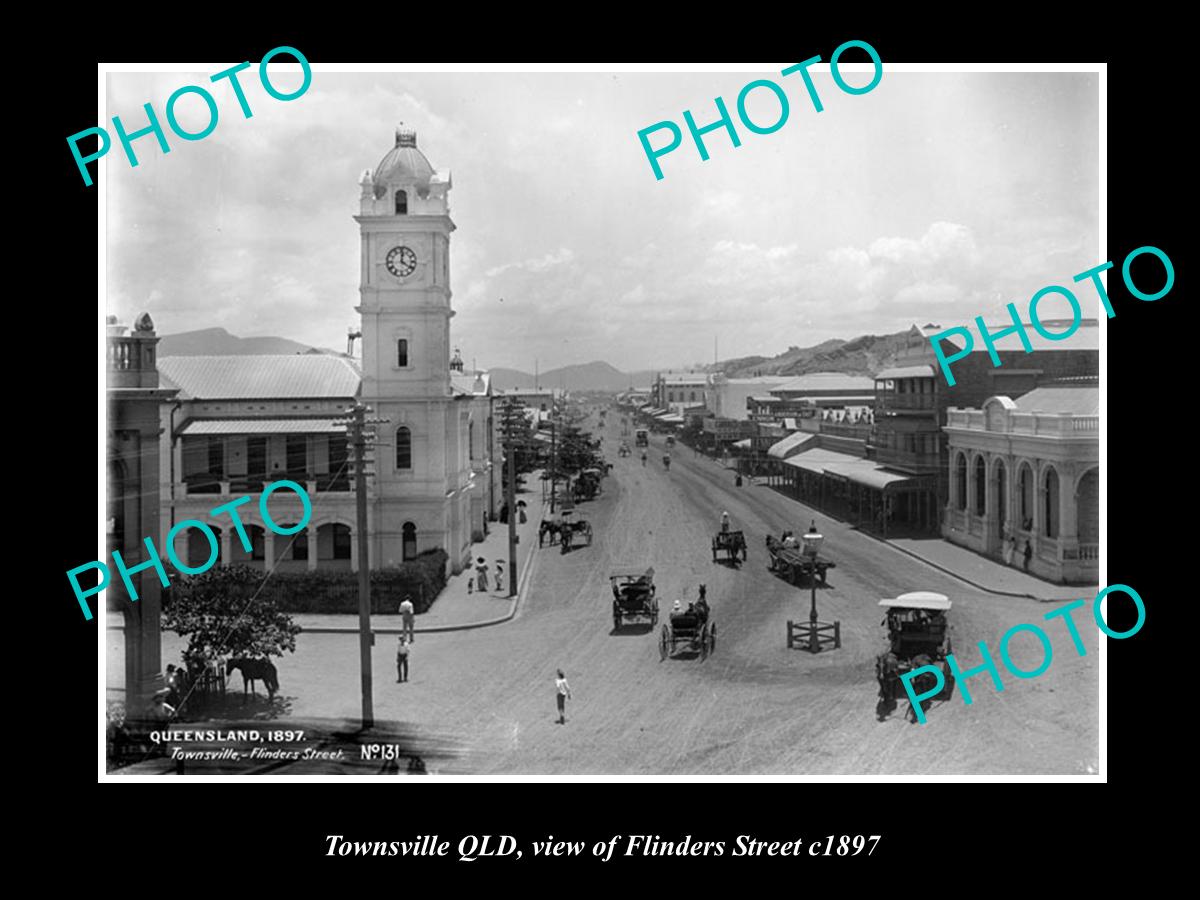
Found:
159,355 -> 361,400
774,372 -> 876,393
180,418 -> 346,435
1013,385 -> 1100,415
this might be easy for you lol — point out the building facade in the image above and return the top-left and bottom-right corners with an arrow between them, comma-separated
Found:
108,314 -> 178,711
943,380 -> 1099,583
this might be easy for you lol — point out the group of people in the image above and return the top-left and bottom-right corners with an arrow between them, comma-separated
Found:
467,557 -> 505,593
396,595 -> 415,683
1002,519 -> 1036,571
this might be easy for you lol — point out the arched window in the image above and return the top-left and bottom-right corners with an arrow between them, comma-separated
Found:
396,426 -> 412,470
402,522 -> 417,561
974,456 -> 986,515
1044,467 -> 1060,538
395,190 -> 408,214
1018,464 -> 1034,526
397,339 -> 409,367
955,453 -> 967,510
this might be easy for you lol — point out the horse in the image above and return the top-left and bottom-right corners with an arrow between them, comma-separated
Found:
226,657 -> 280,703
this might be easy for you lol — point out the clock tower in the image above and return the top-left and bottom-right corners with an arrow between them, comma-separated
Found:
356,126 -> 459,568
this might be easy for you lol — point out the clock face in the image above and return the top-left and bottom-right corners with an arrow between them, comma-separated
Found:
385,246 -> 417,278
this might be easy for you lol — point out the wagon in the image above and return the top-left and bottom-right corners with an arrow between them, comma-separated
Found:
660,597 -> 715,661
766,532 -> 835,585
610,568 -> 659,629
712,529 -> 747,563
875,591 -> 956,723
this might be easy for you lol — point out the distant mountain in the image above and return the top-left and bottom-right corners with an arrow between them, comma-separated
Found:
490,361 -> 656,392
159,327 -> 345,357
719,332 -> 915,378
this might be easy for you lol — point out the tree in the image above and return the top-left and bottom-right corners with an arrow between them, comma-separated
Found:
163,565 -> 302,669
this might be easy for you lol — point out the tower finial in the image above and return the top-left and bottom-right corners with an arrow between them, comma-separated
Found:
395,122 -> 417,147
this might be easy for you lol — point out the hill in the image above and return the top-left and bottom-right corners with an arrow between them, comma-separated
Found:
720,331 -> 916,378
159,327 -> 344,357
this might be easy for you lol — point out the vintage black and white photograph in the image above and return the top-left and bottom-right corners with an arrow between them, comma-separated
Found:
101,63 -> 1102,777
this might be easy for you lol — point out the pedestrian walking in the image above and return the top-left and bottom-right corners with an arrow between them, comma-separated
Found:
399,595 -> 415,643
1022,539 -> 1033,572
396,636 -> 410,683
555,669 -> 572,725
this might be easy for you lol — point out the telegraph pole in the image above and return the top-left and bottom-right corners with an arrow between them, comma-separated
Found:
549,415 -> 557,515
506,423 -> 518,597
339,402 -> 387,730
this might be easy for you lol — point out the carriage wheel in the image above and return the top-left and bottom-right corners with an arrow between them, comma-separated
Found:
659,625 -> 670,661
938,661 -> 956,701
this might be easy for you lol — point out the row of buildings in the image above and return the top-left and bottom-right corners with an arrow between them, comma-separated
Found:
624,319 -> 1099,586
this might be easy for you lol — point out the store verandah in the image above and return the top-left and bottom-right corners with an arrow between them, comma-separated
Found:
773,453 -> 938,537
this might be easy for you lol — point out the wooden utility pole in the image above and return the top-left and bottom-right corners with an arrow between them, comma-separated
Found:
339,402 -> 387,730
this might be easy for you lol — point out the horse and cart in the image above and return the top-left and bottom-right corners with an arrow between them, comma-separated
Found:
712,529 -> 747,564
660,587 -> 715,661
540,509 -> 593,553
766,529 -> 835,585
875,592 -> 956,723
610,567 -> 659,630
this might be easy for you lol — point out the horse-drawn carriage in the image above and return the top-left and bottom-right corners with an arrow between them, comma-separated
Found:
573,468 -> 604,501
875,592 -> 956,723
766,530 -> 835,585
610,568 -> 659,629
660,588 -> 715,660
712,529 -> 748,563
540,509 -> 594,551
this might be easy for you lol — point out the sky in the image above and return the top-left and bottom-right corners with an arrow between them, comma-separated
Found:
106,67 -> 1100,373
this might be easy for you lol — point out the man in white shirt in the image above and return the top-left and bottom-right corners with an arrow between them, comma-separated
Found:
399,596 -> 415,643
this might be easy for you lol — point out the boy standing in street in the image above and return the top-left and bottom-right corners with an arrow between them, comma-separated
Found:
396,636 -> 410,683
555,669 -> 572,725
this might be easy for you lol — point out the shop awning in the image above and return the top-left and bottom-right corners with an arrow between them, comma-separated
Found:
783,448 -> 864,474
179,418 -> 344,436
824,460 -> 919,490
767,431 -> 818,459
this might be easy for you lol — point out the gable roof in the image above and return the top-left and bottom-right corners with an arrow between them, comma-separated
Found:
159,355 -> 361,400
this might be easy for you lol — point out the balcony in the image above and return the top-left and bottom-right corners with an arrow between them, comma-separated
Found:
946,408 -> 1099,436
184,471 -> 351,496
876,392 -> 936,412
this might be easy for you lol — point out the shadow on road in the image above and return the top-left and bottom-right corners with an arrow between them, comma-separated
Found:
609,623 -> 655,636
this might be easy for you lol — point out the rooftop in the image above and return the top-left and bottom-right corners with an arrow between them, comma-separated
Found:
159,355 -> 361,401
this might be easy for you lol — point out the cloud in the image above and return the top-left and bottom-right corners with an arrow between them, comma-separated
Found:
485,247 -> 576,278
